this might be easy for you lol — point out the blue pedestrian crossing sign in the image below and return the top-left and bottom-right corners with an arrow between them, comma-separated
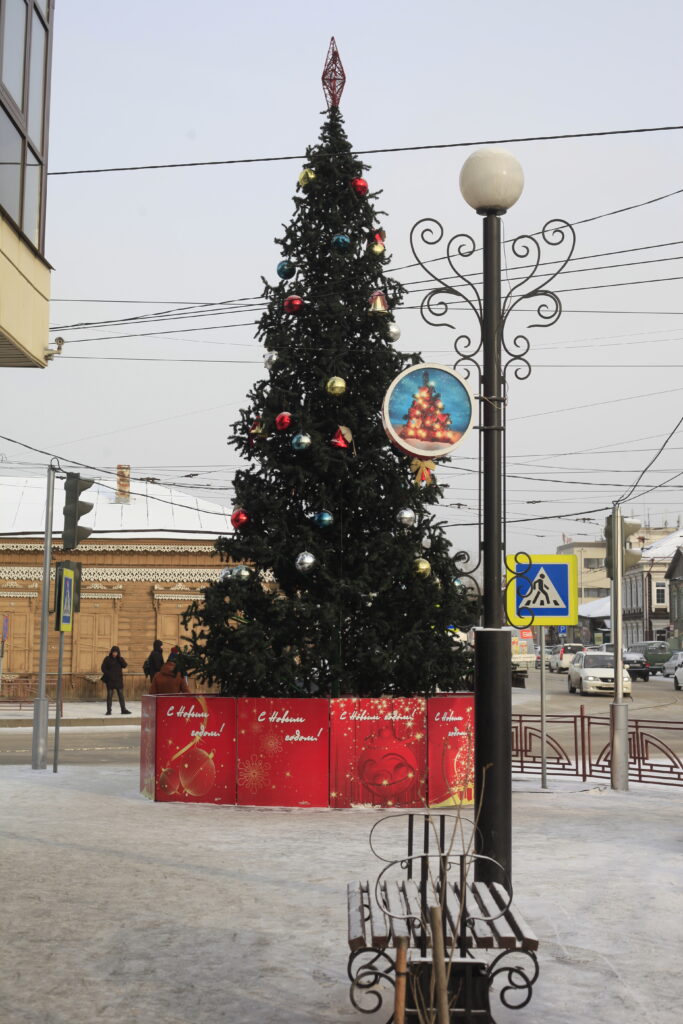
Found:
505,554 -> 578,627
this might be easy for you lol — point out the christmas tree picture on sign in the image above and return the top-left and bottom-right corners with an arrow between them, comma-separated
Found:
181,40 -> 476,699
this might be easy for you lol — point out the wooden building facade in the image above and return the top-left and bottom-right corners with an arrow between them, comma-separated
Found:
0,537 -> 222,700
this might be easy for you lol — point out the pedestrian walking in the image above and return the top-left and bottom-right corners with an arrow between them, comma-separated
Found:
151,659 -> 190,695
100,646 -> 132,715
144,639 -> 164,683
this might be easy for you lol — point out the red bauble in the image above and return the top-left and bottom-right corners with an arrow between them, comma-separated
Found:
357,725 -> 419,800
283,295 -> 304,314
351,177 -> 369,197
331,427 -> 349,449
230,507 -> 250,530
159,764 -> 180,795
179,748 -> 216,797
275,411 -> 293,431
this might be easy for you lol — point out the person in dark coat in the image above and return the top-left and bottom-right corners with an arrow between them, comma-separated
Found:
146,639 -> 164,681
101,646 -> 131,716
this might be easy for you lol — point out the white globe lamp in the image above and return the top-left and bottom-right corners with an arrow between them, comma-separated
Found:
459,148 -> 524,214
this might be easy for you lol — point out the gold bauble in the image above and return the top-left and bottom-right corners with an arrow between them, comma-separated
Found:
370,242 -> 385,256
414,557 -> 432,578
326,376 -> 347,396
298,168 -> 316,187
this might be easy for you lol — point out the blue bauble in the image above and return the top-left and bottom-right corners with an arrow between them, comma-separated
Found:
313,510 -> 334,528
292,433 -> 312,451
277,259 -> 296,280
331,233 -> 352,253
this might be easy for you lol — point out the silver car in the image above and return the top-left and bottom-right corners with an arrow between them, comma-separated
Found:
661,652 -> 683,677
567,652 -> 632,696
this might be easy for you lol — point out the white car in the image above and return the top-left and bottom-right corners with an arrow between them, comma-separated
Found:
674,666 -> 683,692
549,643 -> 584,673
567,652 -> 632,696
661,652 -> 683,678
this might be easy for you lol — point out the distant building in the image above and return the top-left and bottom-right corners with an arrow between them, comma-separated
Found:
665,548 -> 683,649
555,540 -> 610,602
0,1 -> 55,368
623,526 -> 682,647
558,527 -> 674,645
0,474 -> 232,699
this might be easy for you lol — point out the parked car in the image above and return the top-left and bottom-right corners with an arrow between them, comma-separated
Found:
544,645 -> 560,668
661,651 -> 683,678
623,650 -> 650,681
549,643 -> 584,673
567,652 -> 632,696
674,665 -> 683,692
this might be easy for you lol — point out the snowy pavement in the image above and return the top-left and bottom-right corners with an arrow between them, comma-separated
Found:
0,701 -> 143,727
1,766 -> 681,1024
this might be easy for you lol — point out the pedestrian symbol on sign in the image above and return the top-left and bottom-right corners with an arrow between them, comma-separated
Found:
518,568 -> 566,611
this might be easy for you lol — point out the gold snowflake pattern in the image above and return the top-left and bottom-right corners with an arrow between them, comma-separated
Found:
238,755 -> 270,792
261,731 -> 283,756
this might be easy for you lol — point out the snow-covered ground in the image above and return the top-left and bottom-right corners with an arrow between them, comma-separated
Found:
1,766 -> 680,1024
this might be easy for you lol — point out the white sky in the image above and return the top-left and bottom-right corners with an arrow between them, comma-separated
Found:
3,0 -> 683,564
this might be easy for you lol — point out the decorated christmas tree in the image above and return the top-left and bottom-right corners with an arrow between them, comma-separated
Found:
182,41 -> 476,698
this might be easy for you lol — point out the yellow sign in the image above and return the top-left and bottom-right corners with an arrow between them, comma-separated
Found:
505,554 -> 578,627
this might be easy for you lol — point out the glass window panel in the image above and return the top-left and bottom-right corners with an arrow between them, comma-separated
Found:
34,0 -> 48,18
0,105 -> 22,223
1,0 -> 27,108
27,11 -> 46,148
23,146 -> 41,245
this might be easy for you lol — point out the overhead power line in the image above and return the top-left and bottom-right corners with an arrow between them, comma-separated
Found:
47,123 -> 683,176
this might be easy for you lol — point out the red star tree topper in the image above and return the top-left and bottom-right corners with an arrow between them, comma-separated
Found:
322,36 -> 346,108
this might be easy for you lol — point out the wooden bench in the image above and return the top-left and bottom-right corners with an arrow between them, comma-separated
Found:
346,813 -> 539,1023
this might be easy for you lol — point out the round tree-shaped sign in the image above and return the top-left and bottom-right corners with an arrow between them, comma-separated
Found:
382,363 -> 475,458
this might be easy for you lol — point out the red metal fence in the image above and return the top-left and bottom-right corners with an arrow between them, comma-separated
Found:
512,707 -> 683,787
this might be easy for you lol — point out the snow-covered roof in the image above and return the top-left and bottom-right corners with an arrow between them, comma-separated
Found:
640,527 -> 683,561
578,595 -> 611,619
0,475 -> 232,540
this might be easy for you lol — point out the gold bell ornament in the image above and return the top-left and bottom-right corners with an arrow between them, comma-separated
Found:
368,289 -> 389,314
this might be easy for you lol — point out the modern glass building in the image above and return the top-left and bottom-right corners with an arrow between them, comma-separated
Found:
0,0 -> 54,367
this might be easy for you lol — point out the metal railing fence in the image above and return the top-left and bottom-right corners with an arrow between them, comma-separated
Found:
512,707 -> 683,787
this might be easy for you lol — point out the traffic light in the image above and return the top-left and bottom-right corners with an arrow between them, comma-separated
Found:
604,513 -> 642,580
604,514 -> 614,580
622,517 -> 643,571
63,473 -> 94,550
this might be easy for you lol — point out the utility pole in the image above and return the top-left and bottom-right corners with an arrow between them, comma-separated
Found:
605,506 -> 642,792
32,463 -> 57,770
609,506 -> 628,792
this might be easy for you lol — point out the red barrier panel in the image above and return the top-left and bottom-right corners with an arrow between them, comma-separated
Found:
330,697 -> 426,808
427,694 -> 474,806
236,698 -> 330,807
141,695 -> 237,803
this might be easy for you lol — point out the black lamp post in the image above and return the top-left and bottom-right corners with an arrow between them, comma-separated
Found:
409,151 -> 574,890
459,149 -> 525,888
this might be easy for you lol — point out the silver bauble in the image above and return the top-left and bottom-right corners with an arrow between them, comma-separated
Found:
387,322 -> 401,342
264,352 -> 277,369
233,565 -> 252,582
396,508 -> 416,528
295,551 -> 316,574
421,537 -> 432,550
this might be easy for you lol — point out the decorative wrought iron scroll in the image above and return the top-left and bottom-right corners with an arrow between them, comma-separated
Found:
409,211 -> 576,617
